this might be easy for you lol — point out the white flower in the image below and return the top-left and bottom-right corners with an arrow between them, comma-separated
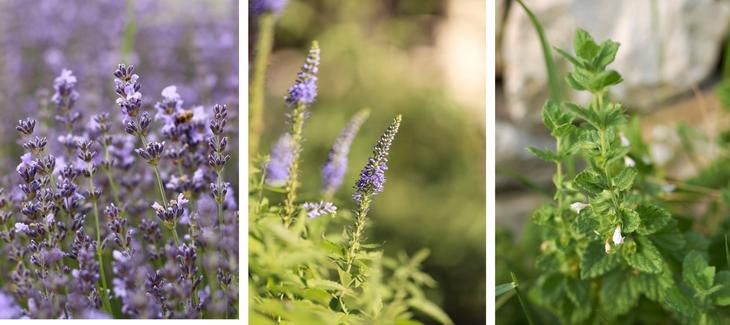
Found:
624,156 -> 635,167
161,85 -> 180,101
605,240 -> 612,254
570,202 -> 589,213
14,223 -> 29,233
612,225 -> 624,245
619,132 -> 630,147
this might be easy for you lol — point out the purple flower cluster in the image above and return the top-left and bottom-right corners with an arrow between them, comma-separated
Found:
354,115 -> 402,203
285,41 -> 320,107
0,65 -> 238,319
302,201 -> 337,218
265,133 -> 295,186
250,0 -> 289,16
322,110 -> 369,195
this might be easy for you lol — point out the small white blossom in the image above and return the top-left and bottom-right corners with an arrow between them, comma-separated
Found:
660,183 -> 676,193
619,132 -> 630,147
624,156 -> 635,167
612,225 -> 624,245
570,202 -> 589,213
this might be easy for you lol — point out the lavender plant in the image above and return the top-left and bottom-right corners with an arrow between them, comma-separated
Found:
0,66 -> 238,319
249,42 -> 452,325
512,29 -> 730,324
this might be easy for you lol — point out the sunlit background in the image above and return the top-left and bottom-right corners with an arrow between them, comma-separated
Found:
251,0 -> 486,323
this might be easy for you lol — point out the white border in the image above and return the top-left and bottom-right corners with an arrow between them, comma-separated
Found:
239,0 -> 249,322
486,0 -> 496,325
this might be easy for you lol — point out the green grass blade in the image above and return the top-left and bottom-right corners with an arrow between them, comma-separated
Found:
725,234 -> 730,269
515,0 -> 562,102
511,272 -> 535,325
496,282 -> 517,297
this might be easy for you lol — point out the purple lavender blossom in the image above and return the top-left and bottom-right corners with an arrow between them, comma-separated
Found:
51,69 -> 79,108
0,291 -> 22,319
265,133 -> 295,186
322,110 -> 369,195
302,201 -> 337,218
251,0 -> 289,16
353,115 -> 402,203
285,42 -> 320,107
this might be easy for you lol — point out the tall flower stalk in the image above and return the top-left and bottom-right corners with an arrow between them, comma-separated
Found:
281,41 -> 320,227
345,114 -> 401,273
321,109 -> 369,199
249,0 -> 289,159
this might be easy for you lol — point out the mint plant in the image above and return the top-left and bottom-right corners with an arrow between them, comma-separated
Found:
248,40 -> 452,325
524,29 -> 730,324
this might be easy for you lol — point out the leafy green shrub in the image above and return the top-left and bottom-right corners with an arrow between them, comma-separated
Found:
501,29 -> 730,324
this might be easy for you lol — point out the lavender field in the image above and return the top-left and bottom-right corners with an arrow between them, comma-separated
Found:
0,0 -> 238,319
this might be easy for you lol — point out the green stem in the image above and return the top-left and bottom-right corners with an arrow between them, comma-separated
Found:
120,0 -> 137,63
152,166 -> 168,205
90,174 -> 112,314
283,104 -> 306,227
250,13 -> 276,160
345,197 -> 371,273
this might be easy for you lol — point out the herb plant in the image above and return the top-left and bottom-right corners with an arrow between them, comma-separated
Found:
518,29 -> 730,324
0,65 -> 239,319
248,36 -> 452,324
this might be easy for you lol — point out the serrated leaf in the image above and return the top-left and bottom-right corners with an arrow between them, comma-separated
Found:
614,168 -> 637,191
407,298 -> 454,325
589,70 -> 623,90
563,277 -> 589,306
621,208 -> 640,234
683,251 -> 715,294
580,241 -> 620,279
593,40 -> 620,69
573,28 -> 600,61
664,286 -> 701,319
574,169 -> 605,194
527,147 -> 560,162
636,204 -> 672,235
531,204 -> 554,226
571,210 -> 598,237
625,236 -> 663,274
600,270 -> 640,315
712,271 -> 730,306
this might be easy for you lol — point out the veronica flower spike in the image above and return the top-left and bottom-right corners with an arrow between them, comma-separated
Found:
345,114 -> 401,272
321,109 -> 370,198
281,41 -> 320,227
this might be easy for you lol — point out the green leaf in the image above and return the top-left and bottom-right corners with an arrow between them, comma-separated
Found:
515,0 -> 562,102
620,208 -> 640,234
683,251 -> 715,293
589,70 -> 623,90
599,269 -> 640,315
712,271 -> 730,306
636,204 -> 672,235
624,236 -> 663,274
573,28 -> 600,61
301,288 -> 332,306
664,286 -> 701,319
571,210 -> 598,237
614,168 -> 637,191
407,298 -> 454,325
573,169 -> 606,194
593,40 -> 620,69
563,277 -> 589,306
531,205 -> 554,226
496,282 -> 517,297
527,147 -> 560,162
580,241 -> 620,279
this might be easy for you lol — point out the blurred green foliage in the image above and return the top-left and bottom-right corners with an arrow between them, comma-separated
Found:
254,0 -> 485,323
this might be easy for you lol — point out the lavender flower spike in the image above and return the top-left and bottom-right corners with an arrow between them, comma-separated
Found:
285,41 -> 320,107
353,115 -> 401,203
302,201 -> 337,218
251,0 -> 289,16
0,291 -> 22,319
322,109 -> 370,195
265,133 -> 294,187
